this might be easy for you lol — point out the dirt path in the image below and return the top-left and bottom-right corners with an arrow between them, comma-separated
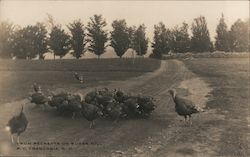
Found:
1,59 -> 239,157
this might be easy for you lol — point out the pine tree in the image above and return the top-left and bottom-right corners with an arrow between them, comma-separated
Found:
215,14 -> 230,52
191,16 -> 211,52
87,14 -> 108,59
170,22 -> 190,53
132,24 -> 148,56
151,22 -> 171,58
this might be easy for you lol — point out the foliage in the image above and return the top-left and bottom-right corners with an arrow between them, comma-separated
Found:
215,14 -> 230,52
49,26 -> 71,59
191,16 -> 212,52
110,19 -> 131,58
67,20 -> 86,59
128,26 -> 137,49
151,22 -> 171,58
132,24 -> 148,56
0,21 -> 15,58
170,22 -> 190,53
33,23 -> 48,59
11,24 -> 48,59
86,14 -> 108,58
228,19 -> 248,52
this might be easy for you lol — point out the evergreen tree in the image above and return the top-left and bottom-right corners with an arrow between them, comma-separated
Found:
151,22 -> 171,58
132,24 -> 148,56
87,14 -> 108,59
110,19 -> 130,58
215,14 -> 230,52
170,22 -> 190,53
68,20 -> 86,59
191,16 -> 211,52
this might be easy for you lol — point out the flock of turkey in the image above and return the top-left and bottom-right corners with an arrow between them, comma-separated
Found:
32,85 -> 156,126
5,72 -> 205,144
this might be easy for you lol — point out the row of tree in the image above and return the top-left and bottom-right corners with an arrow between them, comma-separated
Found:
151,15 -> 249,58
0,14 -> 248,59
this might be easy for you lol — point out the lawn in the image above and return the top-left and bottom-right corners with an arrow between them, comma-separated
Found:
0,58 -> 160,104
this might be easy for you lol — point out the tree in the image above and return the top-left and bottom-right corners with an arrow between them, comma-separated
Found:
170,22 -> 190,53
49,26 -> 71,59
0,21 -> 15,58
33,23 -> 48,59
128,26 -> 136,50
151,22 -> 171,58
110,19 -> 130,58
215,14 -> 230,52
132,24 -> 148,56
127,26 -> 137,62
11,28 -> 28,59
11,24 -> 47,59
228,19 -> 248,52
191,16 -> 212,52
86,14 -> 108,59
67,20 -> 86,59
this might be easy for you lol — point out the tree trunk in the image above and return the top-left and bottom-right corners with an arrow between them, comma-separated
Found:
54,53 -> 55,60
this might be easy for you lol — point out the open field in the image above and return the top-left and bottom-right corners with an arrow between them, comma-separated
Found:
0,57 -> 249,156
0,58 -> 160,104
183,58 -> 249,156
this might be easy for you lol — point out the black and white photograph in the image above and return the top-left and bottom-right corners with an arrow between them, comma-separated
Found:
0,0 -> 249,156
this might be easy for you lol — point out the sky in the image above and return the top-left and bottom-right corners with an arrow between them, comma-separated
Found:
0,0 -> 249,58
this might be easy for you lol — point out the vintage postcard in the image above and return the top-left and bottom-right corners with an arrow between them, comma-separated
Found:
0,0 -> 249,156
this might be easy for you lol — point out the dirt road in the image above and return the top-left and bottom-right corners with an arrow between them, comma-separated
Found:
0,59 -> 249,157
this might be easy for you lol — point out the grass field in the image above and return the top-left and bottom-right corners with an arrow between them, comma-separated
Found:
0,57 -> 249,157
183,58 -> 249,156
0,58 -> 160,104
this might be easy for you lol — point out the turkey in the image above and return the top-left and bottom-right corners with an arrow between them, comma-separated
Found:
48,92 -> 69,108
48,92 -> 81,118
32,83 -> 41,93
81,101 -> 103,128
123,96 -> 141,118
98,87 -> 115,97
113,89 -> 129,103
168,89 -> 204,125
106,101 -> 123,123
6,105 -> 28,143
73,72 -> 84,83
67,94 -> 82,119
84,89 -> 98,104
137,96 -> 156,117
29,92 -> 51,110
95,94 -> 115,117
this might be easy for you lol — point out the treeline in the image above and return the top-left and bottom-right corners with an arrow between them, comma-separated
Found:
0,14 -> 248,59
